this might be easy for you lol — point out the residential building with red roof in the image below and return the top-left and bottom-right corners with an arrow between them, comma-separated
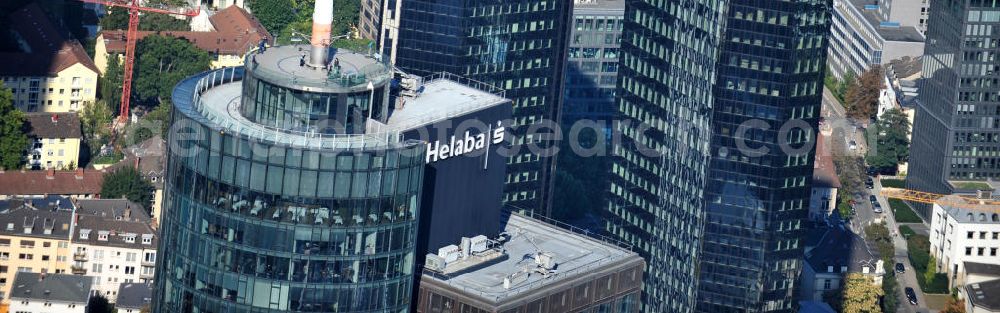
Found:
94,5 -> 271,74
0,3 -> 99,113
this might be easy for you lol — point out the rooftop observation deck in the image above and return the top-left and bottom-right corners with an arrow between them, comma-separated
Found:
247,45 -> 392,93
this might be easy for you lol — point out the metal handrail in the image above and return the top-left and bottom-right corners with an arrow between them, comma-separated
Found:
244,46 -> 393,91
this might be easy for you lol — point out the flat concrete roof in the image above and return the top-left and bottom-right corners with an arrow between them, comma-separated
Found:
253,45 -> 382,82
572,0 -> 624,13
384,78 -> 509,132
848,0 -> 924,42
248,45 -> 391,93
423,212 -> 639,304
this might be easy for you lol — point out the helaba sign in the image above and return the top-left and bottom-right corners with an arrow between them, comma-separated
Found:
426,122 -> 505,164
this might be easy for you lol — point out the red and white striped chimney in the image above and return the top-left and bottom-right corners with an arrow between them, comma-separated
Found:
310,0 -> 333,67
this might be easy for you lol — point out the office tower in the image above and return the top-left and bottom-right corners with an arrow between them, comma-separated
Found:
562,0 -> 624,125
417,211 -> 645,312
153,1 -> 512,311
696,1 -> 831,312
908,0 -> 1000,220
827,0 -> 925,80
604,0 -> 727,312
391,0 -> 572,214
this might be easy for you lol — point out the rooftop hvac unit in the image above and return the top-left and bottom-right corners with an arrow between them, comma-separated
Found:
400,75 -> 423,98
425,254 -> 446,272
470,235 -> 488,254
438,245 -> 460,263
535,252 -> 556,270
460,237 -> 472,259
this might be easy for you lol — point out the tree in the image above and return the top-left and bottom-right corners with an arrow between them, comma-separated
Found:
81,100 -> 113,140
0,82 -> 28,170
249,0 -> 295,35
99,7 -> 190,32
844,65 -> 884,120
840,273 -> 883,313
942,297 -> 967,313
100,54 -> 123,116
87,294 -> 114,313
133,35 -> 211,105
834,156 -> 865,199
866,108 -> 911,173
101,167 -> 154,209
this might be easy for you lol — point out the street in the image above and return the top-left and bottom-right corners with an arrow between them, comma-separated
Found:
823,87 -> 932,313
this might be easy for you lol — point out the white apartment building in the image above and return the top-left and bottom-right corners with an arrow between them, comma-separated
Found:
930,202 -> 1000,289
70,201 -> 157,300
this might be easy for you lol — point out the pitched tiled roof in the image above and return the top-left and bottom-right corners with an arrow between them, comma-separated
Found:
115,282 -> 153,309
0,169 -> 104,195
24,113 -> 82,139
101,5 -> 271,55
0,3 -> 98,76
813,134 -> 841,188
0,200 -> 74,241
71,212 -> 157,250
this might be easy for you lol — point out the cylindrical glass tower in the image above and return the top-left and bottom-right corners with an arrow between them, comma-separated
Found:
154,45 -> 423,312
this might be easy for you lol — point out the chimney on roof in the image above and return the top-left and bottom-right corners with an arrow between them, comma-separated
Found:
51,114 -> 58,123
46,168 -> 54,179
75,168 -> 84,179
309,0 -> 333,67
124,206 -> 132,221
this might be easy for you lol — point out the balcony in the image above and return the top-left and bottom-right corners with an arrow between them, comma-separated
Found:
139,270 -> 154,279
72,252 -> 87,261
141,259 -> 155,267
71,265 -> 87,275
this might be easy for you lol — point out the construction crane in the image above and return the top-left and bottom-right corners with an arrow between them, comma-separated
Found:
880,187 -> 1000,213
77,0 -> 199,124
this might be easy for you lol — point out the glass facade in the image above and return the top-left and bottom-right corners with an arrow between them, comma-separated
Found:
908,0 -> 1000,219
393,0 -> 571,214
154,57 -> 425,311
562,2 -> 624,124
696,1 -> 831,312
604,1 -> 726,312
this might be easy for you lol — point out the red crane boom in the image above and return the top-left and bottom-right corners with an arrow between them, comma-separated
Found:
78,0 -> 199,124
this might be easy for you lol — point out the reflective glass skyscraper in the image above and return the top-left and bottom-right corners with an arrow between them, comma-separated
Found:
604,1 -> 726,312
908,0 -> 1000,220
696,1 -> 831,312
154,45 -> 424,312
392,0 -> 571,213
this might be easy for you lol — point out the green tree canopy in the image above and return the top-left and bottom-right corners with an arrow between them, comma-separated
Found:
249,0 -> 295,35
99,6 -> 190,32
0,82 -> 27,170
101,167 -> 154,210
87,294 -> 114,313
866,108 -> 911,173
133,35 -> 211,105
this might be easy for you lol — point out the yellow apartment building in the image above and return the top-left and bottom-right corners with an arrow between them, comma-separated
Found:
0,3 -> 98,113
24,113 -> 82,170
95,5 -> 271,74
0,199 -> 75,306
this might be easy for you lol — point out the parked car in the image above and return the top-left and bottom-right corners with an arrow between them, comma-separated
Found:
896,263 -> 905,273
873,202 -> 883,213
849,140 -> 858,150
905,287 -> 918,305
869,195 -> 878,204
865,177 -> 874,188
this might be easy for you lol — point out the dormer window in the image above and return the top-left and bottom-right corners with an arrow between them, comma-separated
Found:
124,234 -> 136,244
79,229 -> 91,240
97,231 -> 109,241
141,234 -> 153,245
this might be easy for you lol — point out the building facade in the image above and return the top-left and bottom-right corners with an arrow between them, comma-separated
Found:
930,202 -> 1000,290
605,0 -> 726,312
810,134 -> 840,222
562,0 -> 623,124
0,198 -> 75,305
799,226 -> 883,302
908,0 -> 1000,220
827,0 -> 925,80
69,201 -> 157,300
696,1 -> 831,312
24,113 -> 82,170
0,3 -> 99,113
8,272 -> 93,313
416,211 -> 644,313
392,0 -> 572,214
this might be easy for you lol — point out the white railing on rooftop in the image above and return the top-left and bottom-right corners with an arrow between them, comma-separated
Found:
190,67 -> 405,150
245,46 -> 393,92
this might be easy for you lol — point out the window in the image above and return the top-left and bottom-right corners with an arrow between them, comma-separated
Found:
991,248 -> 997,256
98,231 -> 109,241
0,266 -> 6,273
124,235 -> 136,243
125,266 -> 135,275
58,242 -> 67,248
0,238 -> 9,247
41,255 -> 49,261
17,267 -> 30,272
967,247 -> 973,255
142,234 -> 153,245
20,240 -> 34,248
42,242 -> 50,248
18,253 -> 32,260
969,231 -> 975,239
823,279 -> 832,289
92,263 -> 102,273
979,247 -> 985,256
143,252 -> 155,263
80,229 -> 90,240
981,232 -> 988,239
126,252 -> 136,262
994,232 -> 999,240
0,252 -> 8,260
